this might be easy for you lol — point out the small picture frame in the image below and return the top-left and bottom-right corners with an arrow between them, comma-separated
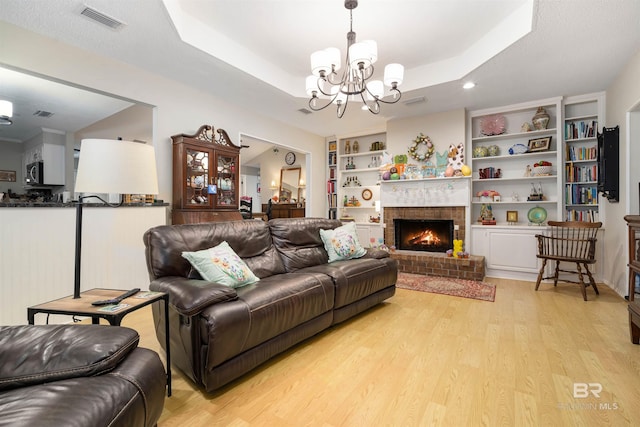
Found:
528,136 -> 552,152
493,195 -> 501,202
507,210 -> 518,224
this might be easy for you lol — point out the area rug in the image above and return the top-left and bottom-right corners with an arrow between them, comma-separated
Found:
396,272 -> 496,302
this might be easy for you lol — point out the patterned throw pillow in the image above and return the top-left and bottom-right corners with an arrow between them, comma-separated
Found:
319,222 -> 367,263
182,241 -> 259,288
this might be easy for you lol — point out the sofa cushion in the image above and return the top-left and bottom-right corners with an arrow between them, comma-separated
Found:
182,241 -> 260,288
144,220 -> 286,280
0,325 -> 139,392
199,272 -> 335,367
319,222 -> 367,262
302,257 -> 398,309
270,218 -> 343,271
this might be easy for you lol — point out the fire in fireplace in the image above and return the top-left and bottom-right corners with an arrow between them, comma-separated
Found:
394,219 -> 454,252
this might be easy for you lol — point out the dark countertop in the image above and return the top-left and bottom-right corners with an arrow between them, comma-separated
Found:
0,201 -> 169,208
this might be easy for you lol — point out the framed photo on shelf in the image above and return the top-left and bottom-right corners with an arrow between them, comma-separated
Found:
506,210 -> 518,224
528,136 -> 552,152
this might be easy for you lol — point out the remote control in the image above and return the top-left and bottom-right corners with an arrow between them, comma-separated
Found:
91,288 -> 140,306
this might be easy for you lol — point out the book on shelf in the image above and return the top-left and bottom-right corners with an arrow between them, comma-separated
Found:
327,193 -> 337,208
566,145 -> 597,161
565,164 -> 597,182
565,185 -> 598,205
327,180 -> 336,194
565,209 -> 599,222
565,120 -> 597,140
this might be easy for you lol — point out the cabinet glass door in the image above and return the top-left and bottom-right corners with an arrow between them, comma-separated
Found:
185,148 -> 213,209
214,151 -> 238,208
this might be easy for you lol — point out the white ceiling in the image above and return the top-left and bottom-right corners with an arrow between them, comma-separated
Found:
1,0 -> 639,146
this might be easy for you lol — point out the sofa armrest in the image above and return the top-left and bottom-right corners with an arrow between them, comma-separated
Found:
363,248 -> 390,259
149,277 -> 238,317
0,325 -> 139,391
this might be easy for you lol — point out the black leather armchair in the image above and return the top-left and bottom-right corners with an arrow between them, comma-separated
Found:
0,324 -> 165,427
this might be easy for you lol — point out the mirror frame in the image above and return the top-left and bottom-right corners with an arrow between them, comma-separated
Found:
279,167 -> 301,203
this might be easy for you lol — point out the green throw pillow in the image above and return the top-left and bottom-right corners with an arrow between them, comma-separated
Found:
182,241 -> 259,288
320,222 -> 367,263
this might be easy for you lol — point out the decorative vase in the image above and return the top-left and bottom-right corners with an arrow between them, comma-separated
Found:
352,140 -> 359,153
532,107 -> 550,130
487,145 -> 500,156
344,140 -> 351,154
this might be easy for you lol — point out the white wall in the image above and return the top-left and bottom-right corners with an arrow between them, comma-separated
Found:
603,48 -> 640,296
0,22 -> 326,217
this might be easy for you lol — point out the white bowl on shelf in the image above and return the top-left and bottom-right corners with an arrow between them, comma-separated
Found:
533,165 -> 552,175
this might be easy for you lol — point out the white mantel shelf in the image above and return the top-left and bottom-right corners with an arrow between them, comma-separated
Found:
380,177 -> 471,207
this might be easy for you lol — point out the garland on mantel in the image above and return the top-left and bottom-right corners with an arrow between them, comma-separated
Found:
408,133 -> 435,161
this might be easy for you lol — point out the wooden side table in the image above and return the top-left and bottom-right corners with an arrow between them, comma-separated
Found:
27,288 -> 171,396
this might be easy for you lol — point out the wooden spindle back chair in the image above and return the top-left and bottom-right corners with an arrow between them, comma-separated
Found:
535,221 -> 602,301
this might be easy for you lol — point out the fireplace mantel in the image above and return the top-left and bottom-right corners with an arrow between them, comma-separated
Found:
379,177 -> 470,207
380,177 -> 472,251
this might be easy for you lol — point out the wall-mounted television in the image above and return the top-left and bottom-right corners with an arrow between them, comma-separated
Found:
597,125 -> 619,202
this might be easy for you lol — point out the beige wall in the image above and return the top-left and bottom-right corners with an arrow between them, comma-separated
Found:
387,109 -> 467,165
603,49 -> 640,295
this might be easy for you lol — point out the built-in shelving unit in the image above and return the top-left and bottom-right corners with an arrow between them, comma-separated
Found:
327,139 -> 337,219
468,97 -> 563,227
336,131 -> 386,247
562,92 -> 605,222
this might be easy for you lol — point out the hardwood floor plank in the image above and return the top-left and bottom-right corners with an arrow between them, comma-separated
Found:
119,278 -> 640,426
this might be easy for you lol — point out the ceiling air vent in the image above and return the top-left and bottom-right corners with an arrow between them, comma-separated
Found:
403,96 -> 426,106
297,108 -> 312,115
33,110 -> 54,118
80,6 -> 125,30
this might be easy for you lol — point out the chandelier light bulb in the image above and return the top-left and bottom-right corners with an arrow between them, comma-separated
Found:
310,50 -> 330,77
367,80 -> 384,100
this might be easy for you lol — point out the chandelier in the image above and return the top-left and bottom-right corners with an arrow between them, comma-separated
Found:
305,0 -> 404,118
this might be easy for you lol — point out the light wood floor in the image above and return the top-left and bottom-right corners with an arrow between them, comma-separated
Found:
120,278 -> 640,426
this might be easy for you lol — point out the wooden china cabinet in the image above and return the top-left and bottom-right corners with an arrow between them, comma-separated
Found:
171,124 -> 242,224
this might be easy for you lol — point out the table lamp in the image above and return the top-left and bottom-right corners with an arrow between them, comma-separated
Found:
73,139 -> 159,298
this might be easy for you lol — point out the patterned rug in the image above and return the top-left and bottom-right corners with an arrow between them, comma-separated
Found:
396,272 -> 496,302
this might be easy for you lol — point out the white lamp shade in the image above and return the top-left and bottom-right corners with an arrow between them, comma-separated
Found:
361,40 -> 378,64
384,63 -> 404,87
0,100 -> 13,117
311,50 -> 330,77
75,139 -> 158,195
349,42 -> 373,69
367,80 -> 384,100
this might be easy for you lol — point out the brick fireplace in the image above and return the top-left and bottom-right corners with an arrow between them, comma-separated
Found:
380,179 -> 485,280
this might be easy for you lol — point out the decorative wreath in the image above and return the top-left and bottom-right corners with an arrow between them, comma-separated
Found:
408,133 -> 435,161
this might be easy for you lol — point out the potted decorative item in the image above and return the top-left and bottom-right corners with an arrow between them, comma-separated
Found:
532,106 -> 550,130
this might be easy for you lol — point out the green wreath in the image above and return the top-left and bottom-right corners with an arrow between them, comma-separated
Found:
408,133 -> 435,161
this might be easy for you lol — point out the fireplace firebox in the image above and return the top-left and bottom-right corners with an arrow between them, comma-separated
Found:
394,219 -> 454,252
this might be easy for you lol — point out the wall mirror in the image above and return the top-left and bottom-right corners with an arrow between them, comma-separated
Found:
279,167 -> 300,203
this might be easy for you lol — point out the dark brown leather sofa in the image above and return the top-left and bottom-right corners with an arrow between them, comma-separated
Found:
144,218 -> 397,392
0,324 -> 165,427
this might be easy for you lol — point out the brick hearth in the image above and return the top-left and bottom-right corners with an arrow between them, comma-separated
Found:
384,205 -> 484,280
391,251 -> 485,281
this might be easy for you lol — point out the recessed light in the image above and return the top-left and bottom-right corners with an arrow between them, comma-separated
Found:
463,82 -> 476,89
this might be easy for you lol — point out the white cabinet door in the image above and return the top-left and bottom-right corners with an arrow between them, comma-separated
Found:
471,226 -> 542,280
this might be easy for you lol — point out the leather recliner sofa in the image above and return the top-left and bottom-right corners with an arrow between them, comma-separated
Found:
144,218 -> 397,392
0,324 -> 166,427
